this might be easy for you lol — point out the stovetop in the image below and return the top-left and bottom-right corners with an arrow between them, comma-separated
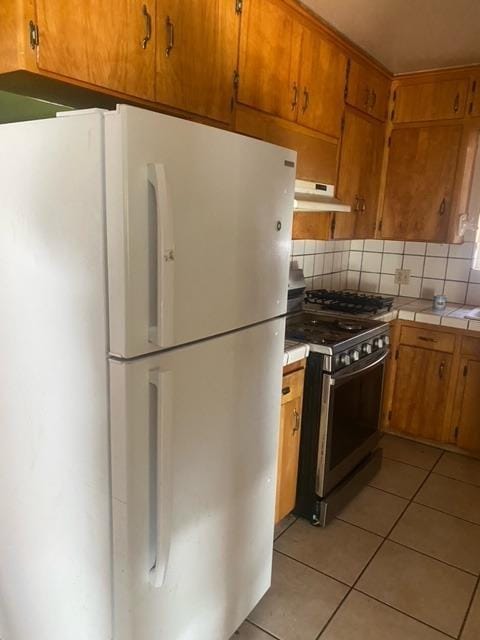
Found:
305,289 -> 394,316
286,311 -> 390,369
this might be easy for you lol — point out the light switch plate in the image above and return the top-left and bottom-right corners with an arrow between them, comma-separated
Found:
395,268 -> 411,285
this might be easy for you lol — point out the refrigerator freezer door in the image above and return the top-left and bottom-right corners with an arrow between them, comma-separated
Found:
0,113 -> 111,640
109,318 -> 285,640
105,105 -> 296,358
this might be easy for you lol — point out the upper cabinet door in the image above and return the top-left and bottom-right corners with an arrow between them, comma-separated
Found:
237,0 -> 300,121
346,58 -> 390,121
381,125 -> 463,242
296,27 -> 347,138
393,78 -> 470,123
155,0 -> 239,123
35,0 -> 156,100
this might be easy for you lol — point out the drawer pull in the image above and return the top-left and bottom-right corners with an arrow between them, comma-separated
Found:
292,409 -> 300,432
291,83 -> 298,111
453,92 -> 460,113
418,336 -> 438,343
439,360 -> 446,379
282,386 -> 291,395
141,4 -> 152,49
439,198 -> 447,216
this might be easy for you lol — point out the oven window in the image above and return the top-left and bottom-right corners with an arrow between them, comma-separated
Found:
329,361 -> 384,470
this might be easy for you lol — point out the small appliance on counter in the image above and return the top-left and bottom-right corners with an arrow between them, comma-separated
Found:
286,268 -> 389,526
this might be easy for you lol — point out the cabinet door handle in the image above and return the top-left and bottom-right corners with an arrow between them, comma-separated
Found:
418,336 -> 438,343
302,87 -> 310,113
439,198 -> 447,216
439,360 -> 446,379
354,195 -> 361,212
370,89 -> 377,110
360,198 -> 366,213
141,4 -> 152,49
292,409 -> 300,433
165,16 -> 175,56
291,83 -> 298,111
282,386 -> 291,396
364,87 -> 371,108
453,92 -> 460,113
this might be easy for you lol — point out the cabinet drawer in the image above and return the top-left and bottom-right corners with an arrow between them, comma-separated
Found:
400,326 -> 455,353
461,335 -> 480,357
281,369 -> 304,404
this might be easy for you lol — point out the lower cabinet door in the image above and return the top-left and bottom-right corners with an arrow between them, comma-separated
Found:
454,358 -> 480,452
389,345 -> 452,441
276,369 -> 304,522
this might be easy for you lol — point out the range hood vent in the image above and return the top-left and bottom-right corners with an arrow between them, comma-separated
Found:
294,180 -> 351,213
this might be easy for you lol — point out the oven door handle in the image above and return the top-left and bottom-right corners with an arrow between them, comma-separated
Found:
331,350 -> 389,384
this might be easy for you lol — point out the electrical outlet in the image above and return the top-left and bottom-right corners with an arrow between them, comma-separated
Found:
394,268 -> 411,285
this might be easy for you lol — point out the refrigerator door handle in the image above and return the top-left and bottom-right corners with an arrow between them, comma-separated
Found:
148,368 -> 174,588
147,163 -> 175,348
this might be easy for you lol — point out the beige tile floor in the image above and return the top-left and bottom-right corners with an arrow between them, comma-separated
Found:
232,435 -> 480,640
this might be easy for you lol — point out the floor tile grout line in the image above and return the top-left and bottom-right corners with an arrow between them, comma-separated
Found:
458,574 -> 480,639
244,619 -> 281,639
366,481 -> 422,501
352,587 -> 458,640
273,516 -> 298,542
272,548 -> 352,588
334,513 -> 480,577
413,498 -> 480,527
432,469 -> 480,490
314,585 -> 352,640
382,452 -> 442,472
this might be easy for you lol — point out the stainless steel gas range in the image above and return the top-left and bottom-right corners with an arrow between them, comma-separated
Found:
286,277 -> 391,526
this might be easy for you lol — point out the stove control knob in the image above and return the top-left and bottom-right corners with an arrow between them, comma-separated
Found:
383,335 -> 390,346
373,337 -> 384,350
350,349 -> 360,362
362,343 -> 372,355
340,353 -> 351,367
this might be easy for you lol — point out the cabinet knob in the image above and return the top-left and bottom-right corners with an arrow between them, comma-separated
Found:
282,386 -> 291,395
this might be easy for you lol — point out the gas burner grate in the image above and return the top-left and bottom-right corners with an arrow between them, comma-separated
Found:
305,289 -> 393,315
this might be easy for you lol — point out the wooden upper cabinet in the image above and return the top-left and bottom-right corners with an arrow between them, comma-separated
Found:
393,78 -> 469,123
296,26 -> 347,138
453,358 -> 480,452
238,0 -> 346,138
389,345 -> 452,441
155,0 -> 239,123
35,0 -> 156,100
381,125 -> 463,242
467,74 -> 480,117
345,58 -> 390,121
237,0 -> 300,122
335,109 -> 384,239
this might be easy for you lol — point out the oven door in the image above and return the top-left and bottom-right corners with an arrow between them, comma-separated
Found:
317,349 -> 388,497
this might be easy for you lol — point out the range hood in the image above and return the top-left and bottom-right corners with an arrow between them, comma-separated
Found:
294,180 -> 351,213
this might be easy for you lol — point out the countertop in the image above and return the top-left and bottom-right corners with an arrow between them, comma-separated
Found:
373,296 -> 480,331
283,340 -> 309,366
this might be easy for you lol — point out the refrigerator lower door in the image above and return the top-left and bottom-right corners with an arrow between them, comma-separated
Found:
104,105 -> 295,358
110,318 -> 285,640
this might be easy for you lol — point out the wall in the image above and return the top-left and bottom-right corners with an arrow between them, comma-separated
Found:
291,239 -> 351,290
347,239 -> 480,305
290,238 -> 480,306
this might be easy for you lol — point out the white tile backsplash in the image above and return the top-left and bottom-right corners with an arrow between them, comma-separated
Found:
423,257 -> 447,279
362,252 -> 382,272
403,254 -> 425,277
381,253 -> 403,274
405,242 -> 427,255
446,258 -> 471,281
290,236 -> 477,305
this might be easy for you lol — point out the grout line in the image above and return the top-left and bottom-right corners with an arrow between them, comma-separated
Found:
351,588 -> 458,640
273,516 -> 298,542
272,549 -> 351,588
432,470 -> 480,490
412,498 -> 480,528
458,574 -> 480,639
244,619 -> 282,639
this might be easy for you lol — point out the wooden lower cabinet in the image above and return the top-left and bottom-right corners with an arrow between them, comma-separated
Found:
389,345 -> 452,441
275,361 -> 305,523
384,321 -> 480,453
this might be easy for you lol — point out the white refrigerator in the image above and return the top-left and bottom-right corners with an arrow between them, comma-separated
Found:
0,105 -> 296,640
